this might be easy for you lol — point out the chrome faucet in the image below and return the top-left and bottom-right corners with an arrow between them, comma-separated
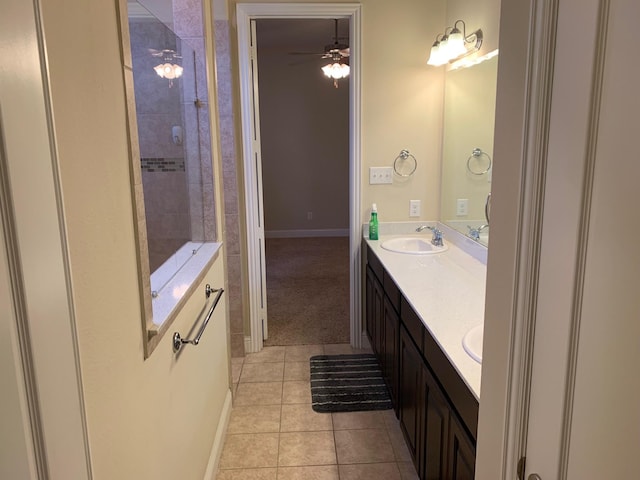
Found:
416,225 -> 444,247
467,224 -> 489,241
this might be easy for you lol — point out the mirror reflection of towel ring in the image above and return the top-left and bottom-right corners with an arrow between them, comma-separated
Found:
394,149 -> 417,177
467,148 -> 492,175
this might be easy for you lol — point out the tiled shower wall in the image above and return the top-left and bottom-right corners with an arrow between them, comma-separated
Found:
215,19 -> 246,357
172,0 -> 216,243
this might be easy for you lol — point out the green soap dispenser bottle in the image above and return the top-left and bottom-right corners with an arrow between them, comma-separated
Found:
369,203 -> 379,240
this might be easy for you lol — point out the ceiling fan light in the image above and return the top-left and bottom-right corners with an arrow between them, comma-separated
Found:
154,63 -> 167,78
321,63 -> 333,77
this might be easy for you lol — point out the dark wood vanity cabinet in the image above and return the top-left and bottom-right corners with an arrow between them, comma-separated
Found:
364,242 -> 477,480
365,264 -> 384,359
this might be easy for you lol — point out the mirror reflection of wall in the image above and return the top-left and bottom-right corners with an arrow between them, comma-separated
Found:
128,1 -> 215,284
440,54 -> 498,246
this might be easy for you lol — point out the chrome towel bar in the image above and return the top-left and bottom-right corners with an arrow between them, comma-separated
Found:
172,284 -> 224,353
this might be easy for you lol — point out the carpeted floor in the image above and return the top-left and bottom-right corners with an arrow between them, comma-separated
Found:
264,237 -> 350,346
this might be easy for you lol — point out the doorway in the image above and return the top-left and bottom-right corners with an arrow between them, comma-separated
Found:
255,18 -> 350,346
236,4 -> 362,353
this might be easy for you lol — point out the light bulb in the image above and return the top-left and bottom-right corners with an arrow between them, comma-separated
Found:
427,42 -> 443,66
447,29 -> 466,57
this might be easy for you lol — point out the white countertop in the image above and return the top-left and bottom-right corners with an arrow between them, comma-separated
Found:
365,223 -> 486,400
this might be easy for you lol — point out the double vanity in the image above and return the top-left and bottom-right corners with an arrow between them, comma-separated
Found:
363,223 -> 486,479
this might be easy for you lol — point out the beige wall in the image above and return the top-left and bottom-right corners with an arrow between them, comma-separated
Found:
39,1 -> 230,478
227,0 -> 447,225
257,20 -> 350,234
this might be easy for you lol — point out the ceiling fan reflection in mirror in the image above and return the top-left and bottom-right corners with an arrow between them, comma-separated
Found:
289,19 -> 350,88
149,48 -> 183,86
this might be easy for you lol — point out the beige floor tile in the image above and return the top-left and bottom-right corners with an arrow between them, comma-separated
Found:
284,345 -> 324,362
283,362 -> 310,381
245,346 -> 286,364
276,465 -> 339,480
386,419 -> 412,463
334,429 -> 396,464
332,410 -> 387,430
227,405 -> 281,434
338,463 -> 401,480
397,461 -> 420,480
282,381 -> 311,404
280,404 -> 332,432
278,431 -> 337,466
240,362 -> 284,383
382,409 -> 399,428
219,433 -> 279,469
232,357 -> 245,365
216,467 -> 277,480
232,362 -> 243,383
234,382 -> 283,406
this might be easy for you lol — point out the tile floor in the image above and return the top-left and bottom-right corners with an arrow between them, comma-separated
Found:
218,344 -> 419,480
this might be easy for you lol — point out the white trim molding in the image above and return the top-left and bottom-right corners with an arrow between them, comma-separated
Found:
236,3 -> 362,353
203,389 -> 233,480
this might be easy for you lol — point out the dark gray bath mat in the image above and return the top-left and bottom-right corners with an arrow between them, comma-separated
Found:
309,354 -> 392,413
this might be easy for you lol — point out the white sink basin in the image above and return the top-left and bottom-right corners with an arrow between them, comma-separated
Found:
462,324 -> 483,364
380,236 -> 448,255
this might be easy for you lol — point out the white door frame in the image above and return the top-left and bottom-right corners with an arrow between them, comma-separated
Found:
476,0 -> 560,477
0,0 -> 92,476
236,3 -> 362,353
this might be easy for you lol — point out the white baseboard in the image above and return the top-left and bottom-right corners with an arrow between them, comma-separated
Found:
244,335 -> 253,354
203,389 -> 233,480
265,228 -> 349,238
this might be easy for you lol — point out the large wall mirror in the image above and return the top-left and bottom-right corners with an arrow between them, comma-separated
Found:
440,53 -> 498,246
119,0 -> 219,356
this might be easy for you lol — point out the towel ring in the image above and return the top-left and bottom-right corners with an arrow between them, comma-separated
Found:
393,149 -> 417,177
467,148 -> 492,175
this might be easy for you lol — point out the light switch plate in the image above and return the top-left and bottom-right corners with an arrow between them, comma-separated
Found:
369,167 -> 393,184
456,198 -> 469,216
409,199 -> 421,217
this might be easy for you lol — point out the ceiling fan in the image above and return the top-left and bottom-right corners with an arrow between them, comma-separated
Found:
288,19 -> 349,62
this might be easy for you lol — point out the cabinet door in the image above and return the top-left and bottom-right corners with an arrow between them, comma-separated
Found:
447,414 -> 476,480
383,295 -> 399,406
399,325 -> 422,465
420,363 -> 450,480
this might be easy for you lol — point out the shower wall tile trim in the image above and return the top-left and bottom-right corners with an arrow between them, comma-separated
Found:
140,157 -> 186,172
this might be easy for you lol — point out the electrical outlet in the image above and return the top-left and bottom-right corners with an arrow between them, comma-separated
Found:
456,198 -> 469,216
369,167 -> 393,184
307,211 -> 313,220
409,200 -> 421,217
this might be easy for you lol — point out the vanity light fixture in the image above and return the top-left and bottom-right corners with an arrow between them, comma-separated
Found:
427,20 -> 483,66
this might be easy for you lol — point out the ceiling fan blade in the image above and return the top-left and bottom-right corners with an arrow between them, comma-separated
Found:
288,51 -> 325,56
